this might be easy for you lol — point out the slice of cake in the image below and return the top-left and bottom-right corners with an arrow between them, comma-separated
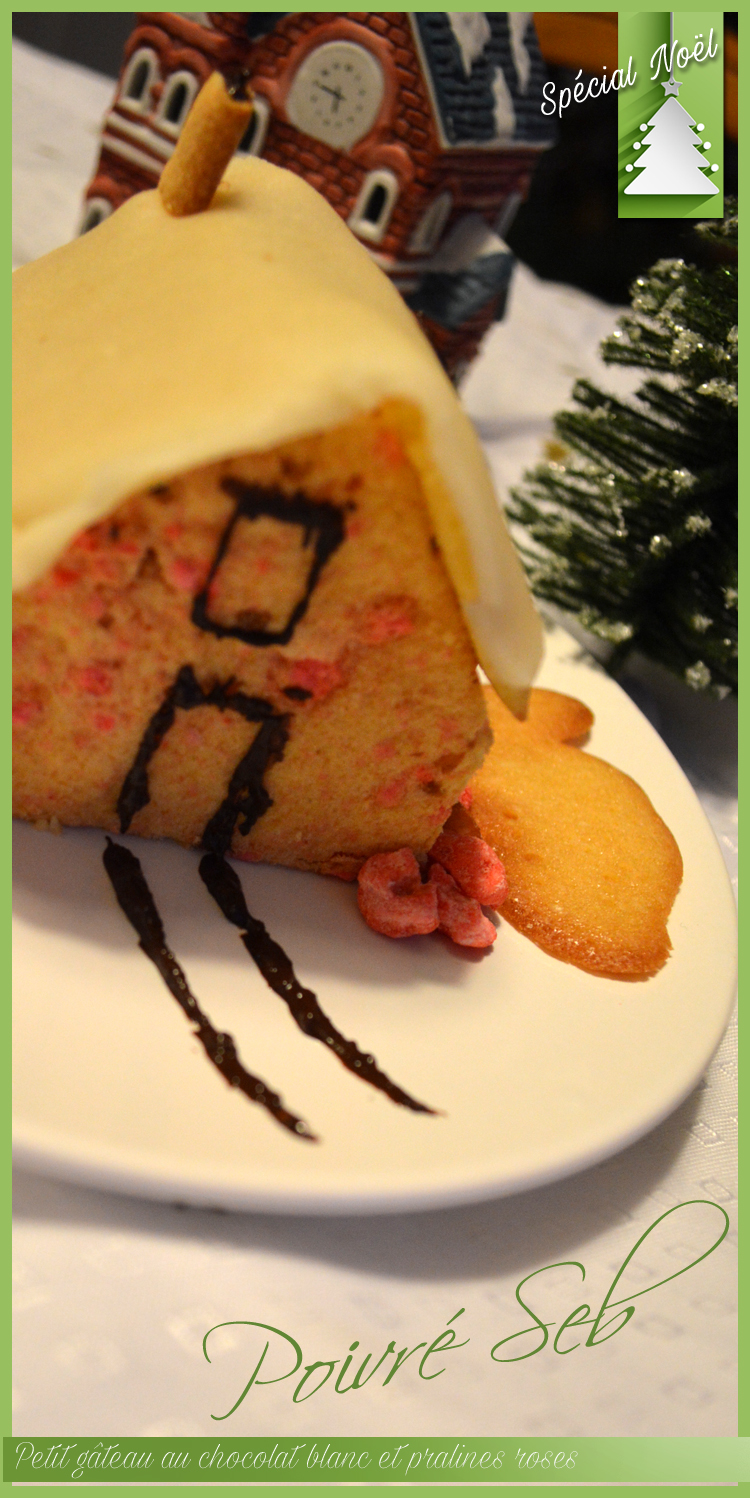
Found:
13,152 -> 542,875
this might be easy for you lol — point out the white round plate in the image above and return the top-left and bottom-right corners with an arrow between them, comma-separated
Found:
13,627 -> 736,1215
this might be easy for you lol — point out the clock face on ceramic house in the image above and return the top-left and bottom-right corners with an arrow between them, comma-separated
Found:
286,41 -> 385,152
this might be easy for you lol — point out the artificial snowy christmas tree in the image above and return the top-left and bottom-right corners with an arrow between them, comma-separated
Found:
625,96 -> 719,195
508,208 -> 737,697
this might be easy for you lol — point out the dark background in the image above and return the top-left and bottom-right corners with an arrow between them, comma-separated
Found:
13,11 -> 137,79
12,11 -> 738,305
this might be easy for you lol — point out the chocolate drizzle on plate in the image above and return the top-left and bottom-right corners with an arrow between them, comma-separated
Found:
199,852 -> 436,1115
103,838 -> 316,1140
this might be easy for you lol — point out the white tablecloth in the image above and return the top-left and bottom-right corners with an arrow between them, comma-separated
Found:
12,39 -> 737,1440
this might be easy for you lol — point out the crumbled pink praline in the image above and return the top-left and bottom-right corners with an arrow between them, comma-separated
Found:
357,850 -> 438,938
428,831 -> 507,906
427,862 -> 496,947
356,824 -> 505,950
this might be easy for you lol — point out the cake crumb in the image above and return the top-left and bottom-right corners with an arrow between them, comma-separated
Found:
33,815 -> 62,835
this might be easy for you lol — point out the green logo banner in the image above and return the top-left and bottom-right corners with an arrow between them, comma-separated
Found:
4,1435 -> 749,1484
619,11 -> 724,217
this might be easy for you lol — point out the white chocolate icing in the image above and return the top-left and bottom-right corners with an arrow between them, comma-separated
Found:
12,155 -> 542,700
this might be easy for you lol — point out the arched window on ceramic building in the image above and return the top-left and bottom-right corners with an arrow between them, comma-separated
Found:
155,71 -> 199,133
348,169 -> 399,245
235,94 -> 271,156
78,196 -> 113,236
408,192 -> 453,257
157,71 -> 200,134
120,47 -> 159,113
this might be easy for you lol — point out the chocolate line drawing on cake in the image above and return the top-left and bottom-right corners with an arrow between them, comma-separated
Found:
116,664 -> 290,854
192,481 -> 346,646
117,483 -> 348,852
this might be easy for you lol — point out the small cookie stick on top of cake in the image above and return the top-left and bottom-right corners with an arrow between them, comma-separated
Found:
157,68 -> 254,217
12,72 -> 543,877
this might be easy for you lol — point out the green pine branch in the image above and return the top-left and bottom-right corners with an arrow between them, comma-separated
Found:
508,204 -> 737,696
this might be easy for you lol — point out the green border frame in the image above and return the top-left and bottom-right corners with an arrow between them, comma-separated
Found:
3,1433 -> 750,1483
10,2 -> 742,1486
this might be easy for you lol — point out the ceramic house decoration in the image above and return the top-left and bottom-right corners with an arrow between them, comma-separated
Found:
82,12 -> 552,378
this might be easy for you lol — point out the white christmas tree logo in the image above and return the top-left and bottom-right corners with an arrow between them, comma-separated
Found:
624,14 -> 719,194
